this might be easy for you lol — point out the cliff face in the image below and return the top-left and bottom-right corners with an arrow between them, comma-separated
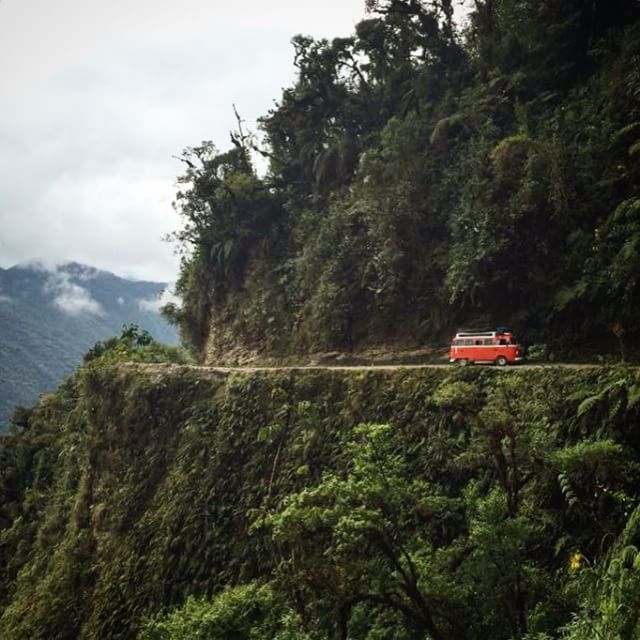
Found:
1,364 -> 639,639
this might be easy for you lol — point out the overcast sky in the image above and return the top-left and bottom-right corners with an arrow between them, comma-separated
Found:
0,0 -> 367,282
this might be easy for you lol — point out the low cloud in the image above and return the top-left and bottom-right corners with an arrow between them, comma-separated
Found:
74,266 -> 99,281
138,286 -> 180,313
44,270 -> 104,316
0,294 -> 11,304
0,0 -> 367,282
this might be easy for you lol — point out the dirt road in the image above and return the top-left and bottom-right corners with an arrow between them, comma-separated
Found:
120,362 -> 605,377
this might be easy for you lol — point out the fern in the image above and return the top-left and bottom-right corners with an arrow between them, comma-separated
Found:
612,121 -> 640,143
576,393 -> 602,418
576,377 -> 629,421
558,472 -> 579,511
618,545 -> 639,570
628,384 -> 640,409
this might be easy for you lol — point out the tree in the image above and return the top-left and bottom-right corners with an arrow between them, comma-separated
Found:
168,140 -> 284,354
260,423 -> 468,640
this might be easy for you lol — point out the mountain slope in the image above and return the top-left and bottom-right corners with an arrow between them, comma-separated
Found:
0,262 -> 178,428
0,360 -> 639,638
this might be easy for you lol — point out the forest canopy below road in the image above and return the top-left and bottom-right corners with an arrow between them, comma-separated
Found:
164,0 -> 640,363
2,343 -> 640,639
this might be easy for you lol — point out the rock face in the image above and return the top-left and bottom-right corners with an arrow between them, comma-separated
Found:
0,261 -> 178,428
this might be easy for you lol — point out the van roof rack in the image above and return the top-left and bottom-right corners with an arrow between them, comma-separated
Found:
455,331 -> 514,339
455,330 -> 496,337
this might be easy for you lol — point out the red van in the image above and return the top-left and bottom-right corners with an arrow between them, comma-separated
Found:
449,330 -> 524,366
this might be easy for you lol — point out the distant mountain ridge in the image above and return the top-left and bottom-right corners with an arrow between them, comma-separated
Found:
0,261 -> 179,429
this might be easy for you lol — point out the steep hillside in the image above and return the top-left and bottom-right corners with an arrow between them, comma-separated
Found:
1,354 -> 639,639
0,262 -> 178,428
3,2 -> 640,638
164,0 -> 640,363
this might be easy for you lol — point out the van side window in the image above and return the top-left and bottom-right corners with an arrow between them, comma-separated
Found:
484,338 -> 492,345
499,339 -> 507,345
464,339 -> 473,346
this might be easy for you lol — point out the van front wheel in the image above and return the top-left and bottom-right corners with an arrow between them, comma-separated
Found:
496,356 -> 508,366
458,358 -> 469,367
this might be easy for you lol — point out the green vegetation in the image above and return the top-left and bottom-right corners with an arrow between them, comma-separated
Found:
1,361 -> 640,638
165,0 -> 640,362
3,2 -> 640,638
82,323 -> 192,367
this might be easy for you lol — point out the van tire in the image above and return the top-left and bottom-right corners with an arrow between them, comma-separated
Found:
459,358 -> 469,367
495,356 -> 508,366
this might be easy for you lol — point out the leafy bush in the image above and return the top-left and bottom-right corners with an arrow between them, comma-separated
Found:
139,583 -> 311,640
83,324 -> 192,367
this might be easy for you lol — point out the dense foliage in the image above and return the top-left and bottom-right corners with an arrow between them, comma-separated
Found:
165,0 -> 640,361
1,362 -> 640,638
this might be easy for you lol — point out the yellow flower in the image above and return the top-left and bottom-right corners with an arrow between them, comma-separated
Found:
569,553 -> 582,571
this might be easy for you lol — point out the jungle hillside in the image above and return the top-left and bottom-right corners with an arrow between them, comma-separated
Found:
1,349 -> 640,639
165,0 -> 640,363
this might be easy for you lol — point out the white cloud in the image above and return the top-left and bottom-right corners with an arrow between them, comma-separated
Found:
44,270 -> 104,316
0,0 -> 366,282
138,286 -> 181,313
0,294 -> 11,304
74,265 -> 99,281
117,296 -> 125,305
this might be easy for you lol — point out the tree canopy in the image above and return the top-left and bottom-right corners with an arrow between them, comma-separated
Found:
166,0 -> 640,362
